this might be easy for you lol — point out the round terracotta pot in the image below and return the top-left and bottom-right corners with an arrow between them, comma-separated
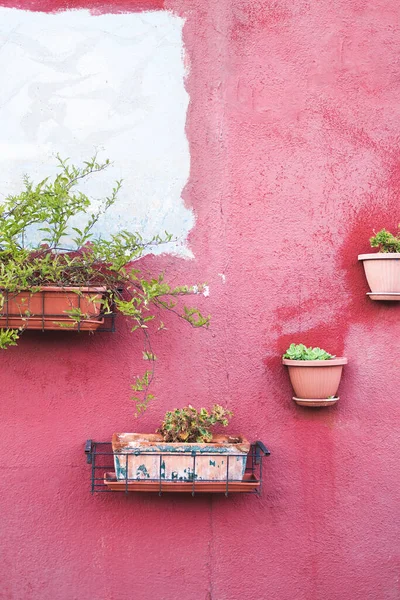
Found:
282,358 -> 347,399
358,253 -> 400,300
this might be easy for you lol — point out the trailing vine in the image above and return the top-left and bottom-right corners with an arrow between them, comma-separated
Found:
0,155 -> 210,412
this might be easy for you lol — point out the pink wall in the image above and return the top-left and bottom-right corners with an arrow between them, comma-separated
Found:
1,1 -> 400,599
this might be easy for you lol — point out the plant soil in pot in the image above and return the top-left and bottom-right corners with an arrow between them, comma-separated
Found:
358,227 -> 400,300
0,286 -> 106,331
282,344 -> 347,407
112,405 -> 250,482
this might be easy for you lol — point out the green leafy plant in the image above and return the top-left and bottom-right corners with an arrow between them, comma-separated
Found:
0,155 -> 210,411
158,404 -> 233,443
0,329 -> 19,349
283,343 -> 335,361
370,226 -> 400,253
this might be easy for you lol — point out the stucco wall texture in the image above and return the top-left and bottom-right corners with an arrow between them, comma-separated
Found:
0,1 -> 400,599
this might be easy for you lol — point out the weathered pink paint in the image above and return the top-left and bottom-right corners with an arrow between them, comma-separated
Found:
1,1 -> 400,599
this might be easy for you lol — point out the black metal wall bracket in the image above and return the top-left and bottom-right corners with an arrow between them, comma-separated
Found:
85,439 -> 93,464
254,440 -> 270,464
84,439 -> 271,496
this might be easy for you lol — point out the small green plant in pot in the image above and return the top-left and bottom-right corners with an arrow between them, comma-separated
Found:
0,155 -> 210,411
283,343 -> 334,361
370,228 -> 400,253
282,343 -> 347,407
112,404 -> 251,483
158,404 -> 233,442
358,226 -> 400,300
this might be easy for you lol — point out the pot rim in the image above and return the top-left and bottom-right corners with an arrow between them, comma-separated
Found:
282,357 -> 347,366
358,253 -> 400,260
112,432 -> 250,452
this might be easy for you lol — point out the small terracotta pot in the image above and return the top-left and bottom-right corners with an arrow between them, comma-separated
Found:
282,358 -> 347,403
0,286 -> 106,331
358,253 -> 400,300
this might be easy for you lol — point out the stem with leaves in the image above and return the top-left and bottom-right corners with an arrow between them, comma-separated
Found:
0,155 -> 210,413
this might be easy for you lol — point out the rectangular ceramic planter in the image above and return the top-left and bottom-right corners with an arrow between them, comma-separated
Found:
112,433 -> 251,482
0,286 -> 106,330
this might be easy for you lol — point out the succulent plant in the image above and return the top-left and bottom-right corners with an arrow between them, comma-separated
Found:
370,226 -> 400,253
158,404 -> 233,443
283,343 -> 335,361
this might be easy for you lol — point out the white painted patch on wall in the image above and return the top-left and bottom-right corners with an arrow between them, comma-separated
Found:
0,8 -> 193,256
192,284 -> 210,297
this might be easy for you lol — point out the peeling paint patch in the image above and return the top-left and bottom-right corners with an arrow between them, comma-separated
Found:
193,284 -> 210,296
136,464 -> 150,479
0,7 -> 193,255
0,0 -> 165,11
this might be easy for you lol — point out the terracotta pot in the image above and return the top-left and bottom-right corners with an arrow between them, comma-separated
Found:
282,358 -> 347,403
112,433 -> 250,482
103,471 -> 260,493
358,253 -> 400,300
292,396 -> 339,407
0,286 -> 106,331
